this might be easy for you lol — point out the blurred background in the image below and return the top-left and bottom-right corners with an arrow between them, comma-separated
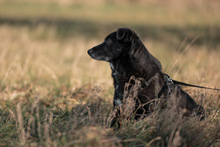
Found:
1,0 -> 219,45
0,1 -> 219,146
0,0 -> 219,98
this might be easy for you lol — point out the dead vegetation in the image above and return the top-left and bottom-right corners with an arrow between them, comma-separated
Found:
0,0 -> 219,146
1,85 -> 218,146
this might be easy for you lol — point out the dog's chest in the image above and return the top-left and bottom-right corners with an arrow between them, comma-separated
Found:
110,63 -> 121,84
110,63 -> 115,71
110,63 -> 117,76
110,63 -> 130,89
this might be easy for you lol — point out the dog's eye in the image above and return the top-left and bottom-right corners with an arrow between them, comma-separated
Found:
106,40 -> 112,47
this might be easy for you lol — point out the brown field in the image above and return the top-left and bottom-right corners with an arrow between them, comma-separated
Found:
0,0 -> 219,146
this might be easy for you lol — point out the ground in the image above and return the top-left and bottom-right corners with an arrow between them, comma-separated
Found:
0,0 -> 219,146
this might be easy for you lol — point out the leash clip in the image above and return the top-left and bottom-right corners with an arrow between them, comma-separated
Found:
164,74 -> 174,84
167,77 -> 173,84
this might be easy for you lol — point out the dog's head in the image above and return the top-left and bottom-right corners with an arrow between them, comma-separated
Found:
87,28 -> 140,62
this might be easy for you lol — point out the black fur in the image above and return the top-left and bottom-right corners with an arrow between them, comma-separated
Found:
88,28 -> 204,127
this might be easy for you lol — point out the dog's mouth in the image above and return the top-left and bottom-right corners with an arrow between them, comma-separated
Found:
87,49 -> 111,62
87,49 -> 101,60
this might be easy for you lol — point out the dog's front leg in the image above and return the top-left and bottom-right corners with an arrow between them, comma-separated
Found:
111,84 -> 124,129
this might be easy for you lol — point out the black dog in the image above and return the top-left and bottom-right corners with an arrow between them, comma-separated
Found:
88,28 -> 204,126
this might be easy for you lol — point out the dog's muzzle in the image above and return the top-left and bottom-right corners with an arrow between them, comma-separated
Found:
87,49 -> 93,57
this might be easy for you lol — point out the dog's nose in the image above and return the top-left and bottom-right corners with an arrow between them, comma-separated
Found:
87,49 -> 93,55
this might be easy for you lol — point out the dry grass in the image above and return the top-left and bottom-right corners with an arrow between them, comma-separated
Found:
0,24 -> 219,147
0,0 -> 220,146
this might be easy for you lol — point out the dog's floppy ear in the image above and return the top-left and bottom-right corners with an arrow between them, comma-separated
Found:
116,28 -> 130,41
116,28 -> 142,53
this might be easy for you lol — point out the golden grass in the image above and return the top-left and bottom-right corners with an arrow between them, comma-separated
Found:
0,24 -> 219,146
0,1 -> 219,146
0,25 -> 218,100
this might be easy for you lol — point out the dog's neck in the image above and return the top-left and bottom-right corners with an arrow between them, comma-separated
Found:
109,50 -> 159,80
